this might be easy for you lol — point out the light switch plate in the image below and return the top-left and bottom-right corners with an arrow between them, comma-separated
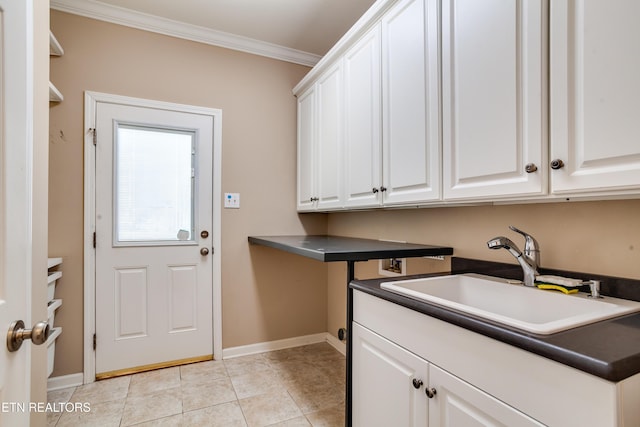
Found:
224,193 -> 240,209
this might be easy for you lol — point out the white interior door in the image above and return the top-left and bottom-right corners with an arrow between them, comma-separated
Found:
95,101 -> 215,377
0,0 -> 37,423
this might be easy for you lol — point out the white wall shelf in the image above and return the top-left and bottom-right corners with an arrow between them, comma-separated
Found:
49,31 -> 64,56
49,31 -> 63,102
49,81 -> 63,102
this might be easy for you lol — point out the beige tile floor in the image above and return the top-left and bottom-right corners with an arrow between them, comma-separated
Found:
47,343 -> 346,427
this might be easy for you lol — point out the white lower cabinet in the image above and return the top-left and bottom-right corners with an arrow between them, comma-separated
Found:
352,322 -> 542,427
352,323 -> 428,426
353,290 -> 640,427
428,364 -> 543,427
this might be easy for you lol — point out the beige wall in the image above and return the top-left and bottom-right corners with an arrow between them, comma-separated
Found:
326,200 -> 640,338
49,11 -> 328,377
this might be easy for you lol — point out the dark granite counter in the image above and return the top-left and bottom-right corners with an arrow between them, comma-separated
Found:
351,273 -> 640,382
248,235 -> 453,262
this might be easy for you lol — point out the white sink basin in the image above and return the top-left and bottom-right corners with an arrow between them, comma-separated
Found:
380,273 -> 640,334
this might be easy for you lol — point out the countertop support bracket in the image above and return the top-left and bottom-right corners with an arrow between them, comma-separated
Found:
345,260 -> 355,427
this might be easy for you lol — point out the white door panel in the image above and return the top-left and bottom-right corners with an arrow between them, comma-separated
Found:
296,87 -> 316,210
381,0 -> 441,204
550,0 -> 640,193
0,0 -> 44,423
429,365 -> 544,427
443,0 -> 546,200
95,102 -> 214,376
344,25 -> 382,208
316,62 -> 344,209
352,323 -> 429,427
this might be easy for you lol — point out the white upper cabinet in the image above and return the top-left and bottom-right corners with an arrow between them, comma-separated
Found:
296,0 -> 640,212
296,63 -> 344,211
550,0 -> 640,195
344,26 -> 382,209
299,0 -> 440,211
316,62 -> 344,210
296,86 -> 316,211
442,0 -> 546,200
344,0 -> 441,209
381,0 -> 441,205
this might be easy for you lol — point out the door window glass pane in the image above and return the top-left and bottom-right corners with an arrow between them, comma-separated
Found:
115,124 -> 195,244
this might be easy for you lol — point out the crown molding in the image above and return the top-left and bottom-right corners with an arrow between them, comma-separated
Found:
50,0 -> 321,67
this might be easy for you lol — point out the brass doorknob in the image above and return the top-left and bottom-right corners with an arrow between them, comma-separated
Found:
7,320 -> 49,352
200,247 -> 210,256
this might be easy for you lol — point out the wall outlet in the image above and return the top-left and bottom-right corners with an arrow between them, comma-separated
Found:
224,193 -> 240,209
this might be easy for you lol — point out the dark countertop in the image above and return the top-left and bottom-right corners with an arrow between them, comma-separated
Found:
351,274 -> 640,382
248,235 -> 453,262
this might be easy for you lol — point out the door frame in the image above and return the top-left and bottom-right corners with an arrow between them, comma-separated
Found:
83,91 -> 222,384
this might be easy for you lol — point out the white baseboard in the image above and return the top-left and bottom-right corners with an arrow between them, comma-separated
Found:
325,333 -> 346,356
47,373 -> 84,391
222,332 -> 344,359
62,333 -> 346,388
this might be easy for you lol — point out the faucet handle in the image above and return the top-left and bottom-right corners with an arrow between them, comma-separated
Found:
509,226 -> 538,247
509,226 -> 540,265
509,225 -> 528,237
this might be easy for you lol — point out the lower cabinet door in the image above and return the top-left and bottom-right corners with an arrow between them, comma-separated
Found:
352,323 -> 429,427
428,364 -> 545,427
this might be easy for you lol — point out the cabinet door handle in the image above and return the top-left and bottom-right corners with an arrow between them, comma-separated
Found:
525,163 -> 538,173
412,378 -> 423,389
550,159 -> 565,170
372,187 -> 379,194
425,387 -> 437,398
380,186 -> 387,192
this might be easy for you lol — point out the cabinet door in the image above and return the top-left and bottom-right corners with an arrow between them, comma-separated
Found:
344,26 -> 382,209
352,323 -> 429,427
381,0 -> 441,205
296,86 -> 316,211
316,62 -> 344,209
442,0 -> 546,200
550,0 -> 640,194
429,365 -> 544,427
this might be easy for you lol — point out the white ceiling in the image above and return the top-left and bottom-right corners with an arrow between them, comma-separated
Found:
51,0 -> 377,65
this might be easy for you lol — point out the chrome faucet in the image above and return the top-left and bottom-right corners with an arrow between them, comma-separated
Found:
487,226 -> 540,287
